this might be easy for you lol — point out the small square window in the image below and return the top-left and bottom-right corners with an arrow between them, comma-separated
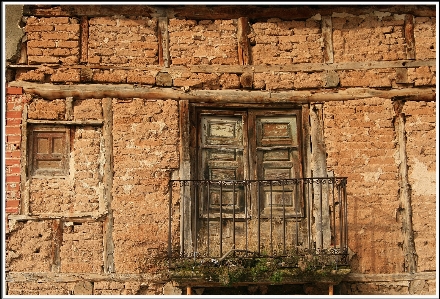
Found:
29,126 -> 70,176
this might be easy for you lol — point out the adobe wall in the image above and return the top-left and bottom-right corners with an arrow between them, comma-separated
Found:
4,4 -> 437,296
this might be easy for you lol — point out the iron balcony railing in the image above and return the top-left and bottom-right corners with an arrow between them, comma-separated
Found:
168,177 -> 348,267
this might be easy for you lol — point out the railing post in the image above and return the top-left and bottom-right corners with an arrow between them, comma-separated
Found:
294,179 -> 299,247
245,181 -> 248,254
318,179 -> 323,249
219,181 -> 223,257
282,180 -> 286,254
193,181 -> 197,260
232,181 -> 236,254
168,180 -> 172,262
257,180 -> 261,255
270,181 -> 273,256
207,181 -> 210,257
181,182 -> 185,257
343,179 -> 348,250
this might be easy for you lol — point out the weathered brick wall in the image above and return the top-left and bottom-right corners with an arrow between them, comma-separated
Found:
4,4 -> 436,296
414,16 -> 436,59
7,220 -> 54,272
324,98 -> 402,274
7,281 -> 76,295
251,18 -> 322,64
111,99 -> 179,273
332,13 -> 407,62
17,16 -> 81,83
88,17 -> 158,66
25,16 -> 80,65
169,19 -> 238,65
60,221 -> 104,273
403,101 -> 436,273
340,279 -> 437,295
5,87 -> 25,218
26,98 -> 104,215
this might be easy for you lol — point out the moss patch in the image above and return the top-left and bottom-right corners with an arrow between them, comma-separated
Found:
169,255 -> 351,286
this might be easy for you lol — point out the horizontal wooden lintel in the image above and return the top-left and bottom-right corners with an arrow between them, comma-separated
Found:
344,271 -> 436,282
27,119 -> 104,125
7,59 -> 436,74
9,81 -> 436,103
23,4 -> 436,19
5,270 -> 436,284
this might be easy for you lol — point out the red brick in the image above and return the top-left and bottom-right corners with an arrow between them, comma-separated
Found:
6,183 -> 20,191
28,55 -> 59,64
25,24 -> 54,32
5,151 -> 21,159
57,40 -> 79,48
7,102 -> 23,111
6,95 -> 24,103
6,111 -> 23,118
6,87 -> 23,95
6,200 -> 20,209
5,127 -> 21,135
6,191 -> 21,199
5,207 -> 19,214
41,17 -> 70,25
5,159 -> 20,166
7,135 -> 22,143
6,175 -> 20,183
6,118 -> 22,126
7,167 -> 21,174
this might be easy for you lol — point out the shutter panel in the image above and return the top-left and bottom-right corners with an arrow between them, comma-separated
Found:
31,127 -> 69,176
254,112 -> 302,217
199,113 -> 246,216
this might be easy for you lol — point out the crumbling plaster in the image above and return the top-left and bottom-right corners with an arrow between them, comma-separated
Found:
5,5 -> 25,62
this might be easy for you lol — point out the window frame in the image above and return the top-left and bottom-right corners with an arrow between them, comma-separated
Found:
189,103 -> 307,219
28,125 -> 71,177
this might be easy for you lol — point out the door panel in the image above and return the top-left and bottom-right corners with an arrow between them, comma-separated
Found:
200,114 -> 246,216
194,107 -> 305,257
198,110 -> 303,217
254,112 -> 302,217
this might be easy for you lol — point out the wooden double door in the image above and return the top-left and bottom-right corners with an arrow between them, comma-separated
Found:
191,108 -> 307,256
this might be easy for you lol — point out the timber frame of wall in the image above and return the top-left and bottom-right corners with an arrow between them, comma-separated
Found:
4,3 -> 437,295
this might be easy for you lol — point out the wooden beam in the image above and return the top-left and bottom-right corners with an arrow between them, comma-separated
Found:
404,14 -> 416,60
9,81 -> 436,103
321,16 -> 333,64
344,271 -> 436,282
20,104 -> 30,215
310,103 -> 331,249
22,5 -> 437,18
6,269 -> 436,284
394,100 -> 417,273
50,219 -> 63,272
80,16 -> 88,63
27,119 -> 103,126
188,59 -> 436,73
395,68 -> 409,84
23,5 -> 156,17
7,59 -> 436,73
158,17 -> 170,67
65,97 -> 73,120
102,97 -> 115,274
237,17 -> 250,65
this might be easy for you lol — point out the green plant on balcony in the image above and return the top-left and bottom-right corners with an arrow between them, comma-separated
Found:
168,249 -> 350,286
